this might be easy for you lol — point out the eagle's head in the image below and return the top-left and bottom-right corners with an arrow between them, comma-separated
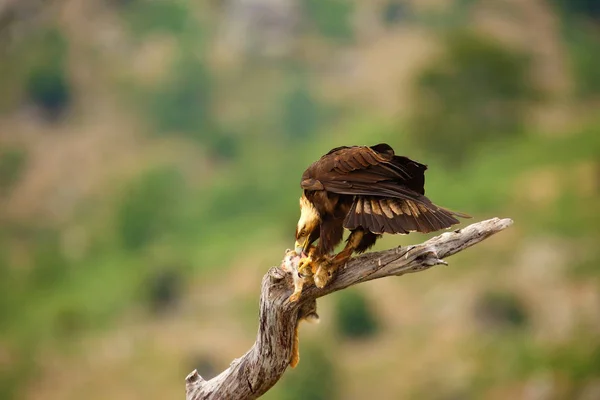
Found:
295,194 -> 321,256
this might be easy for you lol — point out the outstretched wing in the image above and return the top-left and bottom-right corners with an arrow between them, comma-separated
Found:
301,144 -> 469,234
344,196 -> 463,234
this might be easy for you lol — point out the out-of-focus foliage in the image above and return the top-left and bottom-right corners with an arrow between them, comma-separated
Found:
0,346 -> 33,400
117,166 -> 185,250
0,247 -> 11,328
24,28 -> 70,120
409,31 -> 539,166
147,56 -> 213,137
0,148 -> 27,195
474,290 -> 529,331
119,0 -> 192,36
381,1 -> 410,26
140,53 -> 237,159
305,0 -> 354,40
334,289 -> 380,339
473,332 -> 600,398
564,28 -> 600,98
553,1 -> 600,98
553,0 -> 600,20
30,230 -> 70,288
142,266 -> 185,315
281,81 -> 320,141
277,342 -> 338,400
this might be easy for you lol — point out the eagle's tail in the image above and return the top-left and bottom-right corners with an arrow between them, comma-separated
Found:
344,196 -> 470,235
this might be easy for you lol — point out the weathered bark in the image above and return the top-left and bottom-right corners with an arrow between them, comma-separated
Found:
186,217 -> 513,400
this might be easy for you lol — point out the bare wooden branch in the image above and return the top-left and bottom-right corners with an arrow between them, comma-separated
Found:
186,217 -> 513,400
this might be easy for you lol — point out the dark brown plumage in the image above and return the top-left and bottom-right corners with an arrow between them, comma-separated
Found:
293,143 -> 469,290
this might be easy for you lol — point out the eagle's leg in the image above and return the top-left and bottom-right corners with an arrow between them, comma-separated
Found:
314,229 -> 365,288
297,245 -> 319,278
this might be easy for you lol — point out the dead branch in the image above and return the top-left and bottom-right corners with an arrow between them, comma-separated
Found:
185,217 -> 513,400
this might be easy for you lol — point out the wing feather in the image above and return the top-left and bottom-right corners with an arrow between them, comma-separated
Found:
344,196 -> 462,235
380,199 -> 395,219
302,145 -> 425,197
354,152 -> 372,167
302,144 -> 469,235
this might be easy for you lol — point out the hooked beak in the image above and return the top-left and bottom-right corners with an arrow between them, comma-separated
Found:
294,237 -> 310,256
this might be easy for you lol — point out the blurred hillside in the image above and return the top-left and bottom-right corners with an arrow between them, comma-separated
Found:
0,0 -> 599,399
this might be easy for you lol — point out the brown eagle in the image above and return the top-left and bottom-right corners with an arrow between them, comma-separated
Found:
293,143 -> 469,290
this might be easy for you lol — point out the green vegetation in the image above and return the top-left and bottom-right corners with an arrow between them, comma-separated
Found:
381,1 -> 409,26
0,346 -> 34,400
142,267 -> 184,315
140,53 -> 238,159
415,0 -> 480,29
555,7 -> 600,97
553,0 -> 600,20
275,342 -> 338,400
24,28 -> 70,119
305,0 -> 354,40
30,230 -> 70,288
474,290 -> 529,331
410,31 -> 539,166
471,332 -> 600,396
0,148 -> 27,195
119,0 -> 192,36
146,56 -> 212,135
117,166 -> 186,250
334,289 -> 380,339
281,82 -> 320,141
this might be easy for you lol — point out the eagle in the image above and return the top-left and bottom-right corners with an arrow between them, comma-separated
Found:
293,143 -> 469,291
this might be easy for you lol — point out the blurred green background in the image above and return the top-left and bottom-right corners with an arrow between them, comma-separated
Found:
0,0 -> 599,399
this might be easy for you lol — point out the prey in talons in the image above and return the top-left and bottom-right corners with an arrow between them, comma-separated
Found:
281,249 -> 314,303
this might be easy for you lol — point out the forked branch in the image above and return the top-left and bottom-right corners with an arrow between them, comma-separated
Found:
185,217 -> 513,400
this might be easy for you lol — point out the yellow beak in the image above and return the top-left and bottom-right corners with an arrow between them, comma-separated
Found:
294,237 -> 310,255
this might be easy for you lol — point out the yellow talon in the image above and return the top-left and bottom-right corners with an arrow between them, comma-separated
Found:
297,256 -> 315,278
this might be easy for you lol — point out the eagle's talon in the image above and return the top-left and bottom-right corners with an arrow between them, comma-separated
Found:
297,256 -> 315,278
